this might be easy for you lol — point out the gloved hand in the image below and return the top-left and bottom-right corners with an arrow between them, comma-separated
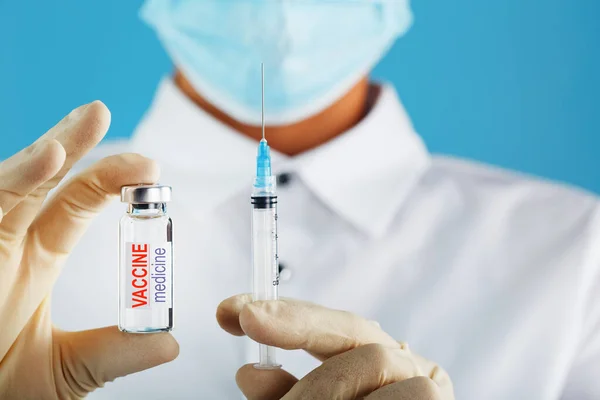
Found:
217,295 -> 454,400
0,102 -> 178,399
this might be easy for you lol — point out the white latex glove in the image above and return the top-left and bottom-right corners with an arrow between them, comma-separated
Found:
217,295 -> 454,400
0,102 -> 178,399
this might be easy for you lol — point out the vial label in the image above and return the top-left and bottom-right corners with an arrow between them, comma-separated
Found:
126,242 -> 172,309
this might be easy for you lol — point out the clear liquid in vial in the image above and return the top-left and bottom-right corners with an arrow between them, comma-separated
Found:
119,203 -> 173,333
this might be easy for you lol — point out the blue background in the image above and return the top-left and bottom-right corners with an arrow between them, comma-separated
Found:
1,1 -> 599,192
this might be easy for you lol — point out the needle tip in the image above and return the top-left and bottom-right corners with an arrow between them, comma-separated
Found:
261,63 -> 265,140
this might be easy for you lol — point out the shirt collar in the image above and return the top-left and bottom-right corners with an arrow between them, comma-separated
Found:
131,77 -> 430,237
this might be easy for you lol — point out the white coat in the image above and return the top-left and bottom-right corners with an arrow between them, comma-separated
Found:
52,78 -> 600,399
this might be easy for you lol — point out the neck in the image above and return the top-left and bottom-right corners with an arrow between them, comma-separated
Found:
174,70 -> 370,156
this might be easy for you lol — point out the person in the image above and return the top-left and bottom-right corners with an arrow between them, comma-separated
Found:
1,0 -> 599,399
0,109 -> 450,400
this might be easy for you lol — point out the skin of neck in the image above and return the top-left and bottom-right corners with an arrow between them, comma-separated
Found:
174,70 -> 370,156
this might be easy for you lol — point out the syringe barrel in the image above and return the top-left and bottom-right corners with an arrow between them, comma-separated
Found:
251,194 -> 280,369
251,195 -> 279,302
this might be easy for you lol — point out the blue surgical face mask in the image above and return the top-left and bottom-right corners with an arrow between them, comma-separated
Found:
141,0 -> 412,125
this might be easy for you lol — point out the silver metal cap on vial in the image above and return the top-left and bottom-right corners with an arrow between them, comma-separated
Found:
120,185 -> 172,204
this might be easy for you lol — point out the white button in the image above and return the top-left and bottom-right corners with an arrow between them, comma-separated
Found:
280,267 -> 293,281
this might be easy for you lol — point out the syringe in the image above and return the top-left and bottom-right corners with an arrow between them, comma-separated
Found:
251,63 -> 281,369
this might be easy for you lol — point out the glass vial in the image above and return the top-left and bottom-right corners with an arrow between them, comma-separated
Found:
119,184 -> 173,333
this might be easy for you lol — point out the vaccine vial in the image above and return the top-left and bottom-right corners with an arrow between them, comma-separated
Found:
119,184 -> 173,333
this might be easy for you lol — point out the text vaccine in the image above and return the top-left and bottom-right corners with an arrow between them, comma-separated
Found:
119,184 -> 173,333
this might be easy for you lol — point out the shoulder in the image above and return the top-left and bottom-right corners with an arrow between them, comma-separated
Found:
418,155 -> 600,254
427,155 -> 599,210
